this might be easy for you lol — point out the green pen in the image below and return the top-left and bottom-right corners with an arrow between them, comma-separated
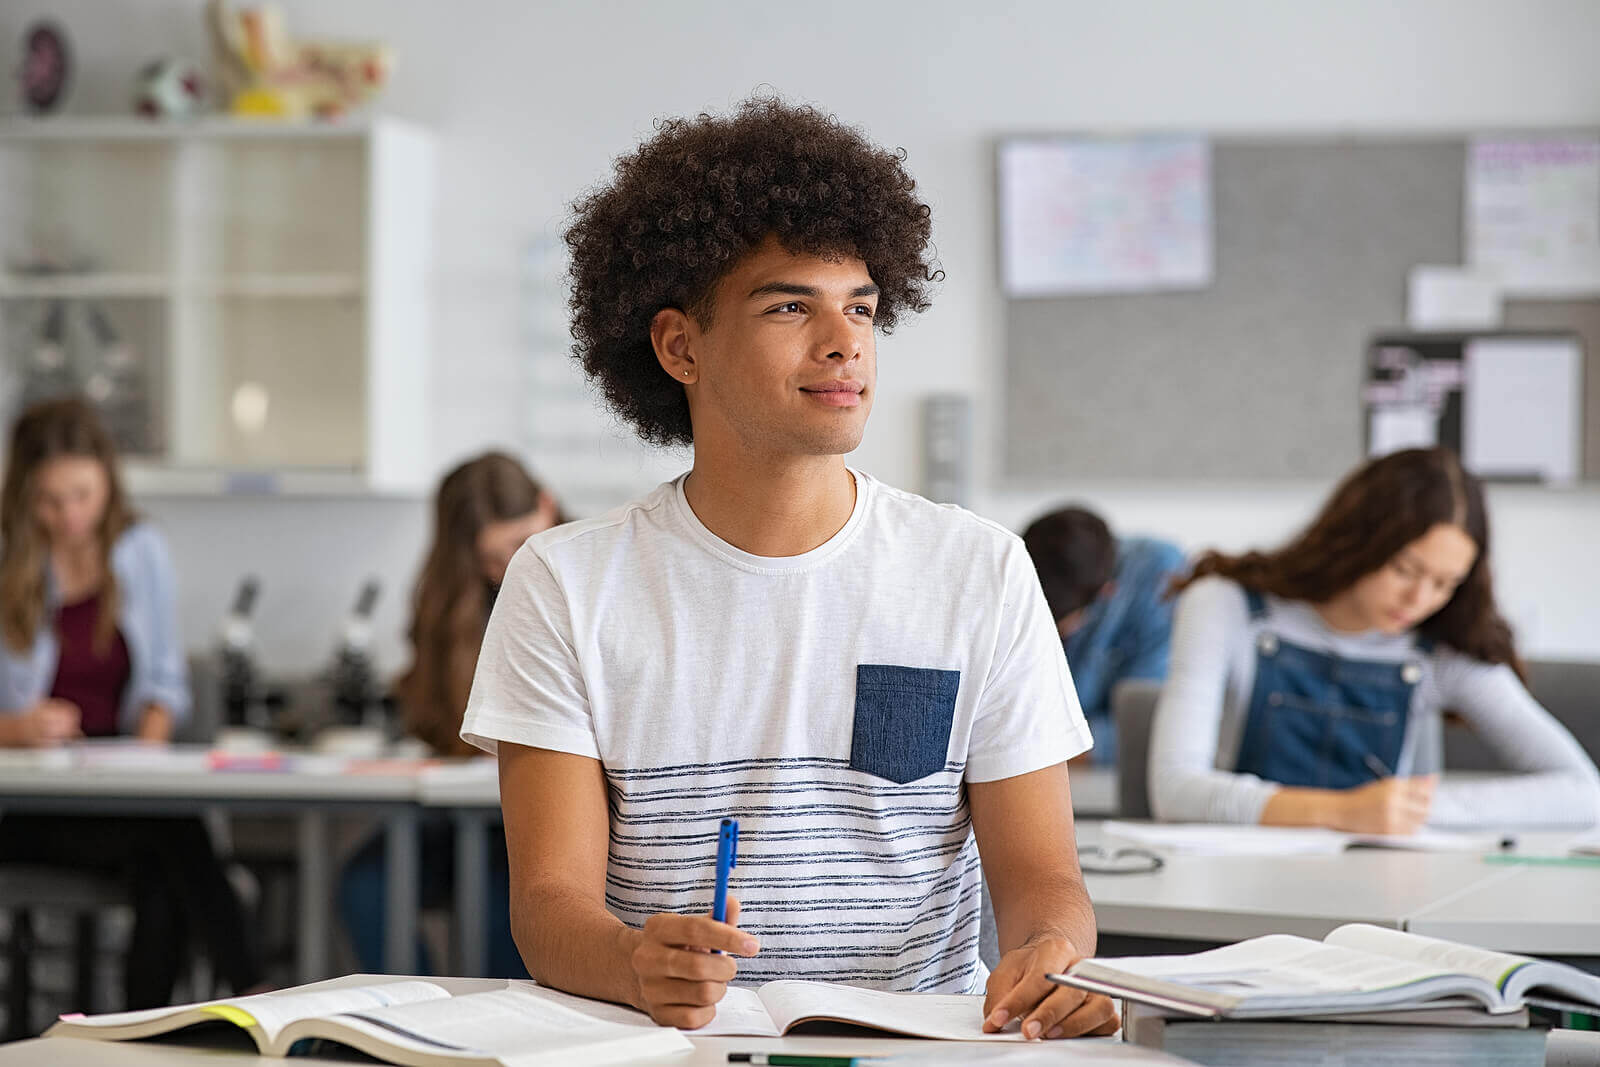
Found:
727,1055 -> 881,1066
1483,853 -> 1600,867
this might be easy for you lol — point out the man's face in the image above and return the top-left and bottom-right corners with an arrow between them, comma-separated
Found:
681,236 -> 879,459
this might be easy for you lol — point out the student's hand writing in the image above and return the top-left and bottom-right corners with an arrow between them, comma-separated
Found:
983,935 -> 1119,1039
11,698 -> 82,747
1334,774 -> 1436,835
628,895 -> 759,1028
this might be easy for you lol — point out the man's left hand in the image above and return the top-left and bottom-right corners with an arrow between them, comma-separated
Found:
982,936 -> 1119,1039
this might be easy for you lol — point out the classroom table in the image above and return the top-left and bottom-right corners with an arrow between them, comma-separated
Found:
5,974 -> 1597,1066
1077,821 -> 1595,954
1404,857 -> 1600,956
0,974 -> 1186,1067
0,1032 -> 1186,1065
0,747 -> 424,981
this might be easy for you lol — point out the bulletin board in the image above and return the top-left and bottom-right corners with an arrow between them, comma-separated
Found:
1000,136 -> 1600,481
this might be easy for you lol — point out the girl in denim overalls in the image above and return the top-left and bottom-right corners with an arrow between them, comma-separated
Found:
1148,448 -> 1600,832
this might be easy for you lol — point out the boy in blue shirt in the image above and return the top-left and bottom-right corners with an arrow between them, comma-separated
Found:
1022,506 -> 1186,765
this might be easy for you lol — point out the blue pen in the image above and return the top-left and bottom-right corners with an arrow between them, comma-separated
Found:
713,817 -> 739,923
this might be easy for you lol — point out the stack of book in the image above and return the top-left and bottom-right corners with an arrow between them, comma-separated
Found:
1050,923 -> 1600,1067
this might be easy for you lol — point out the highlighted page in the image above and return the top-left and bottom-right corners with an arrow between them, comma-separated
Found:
228,980 -> 451,1042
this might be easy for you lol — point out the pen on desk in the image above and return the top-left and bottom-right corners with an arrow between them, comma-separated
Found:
727,1055 -> 876,1066
713,817 -> 739,924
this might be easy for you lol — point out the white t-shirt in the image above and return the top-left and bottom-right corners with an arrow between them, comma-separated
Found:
461,469 -> 1091,993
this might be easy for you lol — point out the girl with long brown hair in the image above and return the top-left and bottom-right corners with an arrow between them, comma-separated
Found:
0,396 -> 264,1011
1148,447 -> 1599,832
338,451 -> 561,976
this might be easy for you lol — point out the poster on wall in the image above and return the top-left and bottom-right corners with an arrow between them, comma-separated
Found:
998,136 -> 1213,297
1467,138 -> 1600,296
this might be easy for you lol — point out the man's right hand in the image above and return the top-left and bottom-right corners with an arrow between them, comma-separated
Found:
1333,774 -> 1436,835
627,896 -> 760,1028
5,699 -> 82,747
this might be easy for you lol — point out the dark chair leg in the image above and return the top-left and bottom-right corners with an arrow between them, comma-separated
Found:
74,910 -> 97,1013
5,909 -> 34,1042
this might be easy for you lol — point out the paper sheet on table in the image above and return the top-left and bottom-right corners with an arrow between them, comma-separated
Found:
1101,823 -> 1504,856
1462,336 -> 1582,485
1570,829 -> 1600,857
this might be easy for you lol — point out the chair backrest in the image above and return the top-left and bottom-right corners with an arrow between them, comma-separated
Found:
1444,658 -> 1600,770
1112,679 -> 1164,819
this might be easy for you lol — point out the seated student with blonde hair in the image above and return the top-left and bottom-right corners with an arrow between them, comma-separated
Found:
1149,447 -> 1600,832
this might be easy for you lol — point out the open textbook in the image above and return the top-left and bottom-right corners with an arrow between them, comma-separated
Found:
1049,923 -> 1600,1020
47,975 -> 1018,1064
1100,821 -> 1511,857
46,979 -> 689,1066
699,980 -> 1015,1039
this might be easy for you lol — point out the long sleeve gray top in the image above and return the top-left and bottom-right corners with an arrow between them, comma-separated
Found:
1148,576 -> 1600,829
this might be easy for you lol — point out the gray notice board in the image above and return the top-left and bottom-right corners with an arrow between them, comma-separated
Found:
1002,136 -> 1600,481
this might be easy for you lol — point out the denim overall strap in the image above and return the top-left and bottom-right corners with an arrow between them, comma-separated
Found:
1234,606 -> 1422,790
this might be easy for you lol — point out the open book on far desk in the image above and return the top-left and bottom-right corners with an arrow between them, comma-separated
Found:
1100,821 -> 1514,856
1050,923 -> 1600,1020
47,974 -> 1020,1065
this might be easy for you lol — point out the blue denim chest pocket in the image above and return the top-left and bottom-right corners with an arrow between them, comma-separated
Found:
850,664 -> 960,784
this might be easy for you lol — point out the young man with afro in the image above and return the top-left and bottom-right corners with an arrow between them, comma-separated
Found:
461,97 -> 1116,1041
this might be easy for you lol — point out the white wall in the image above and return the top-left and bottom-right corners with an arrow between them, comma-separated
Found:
5,0 -> 1598,671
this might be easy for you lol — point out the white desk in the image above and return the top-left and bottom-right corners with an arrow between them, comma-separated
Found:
1078,821 -> 1596,956
0,973 -> 1186,1067
0,747 -> 425,981
1405,859 -> 1600,956
0,1033 -> 1185,1065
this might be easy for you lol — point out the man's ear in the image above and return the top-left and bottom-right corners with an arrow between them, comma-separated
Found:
650,307 -> 697,384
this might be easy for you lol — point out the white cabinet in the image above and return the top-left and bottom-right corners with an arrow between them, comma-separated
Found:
0,117 -> 433,494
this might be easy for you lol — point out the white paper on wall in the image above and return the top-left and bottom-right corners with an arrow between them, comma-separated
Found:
1462,336 -> 1582,485
1405,266 -> 1502,330
999,137 -> 1213,296
1467,139 -> 1600,296
1368,406 -> 1439,457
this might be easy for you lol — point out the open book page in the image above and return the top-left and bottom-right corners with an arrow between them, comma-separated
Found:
282,986 -> 690,1065
695,986 -> 782,1037
231,981 -> 453,1043
1325,924 -> 1600,1006
752,981 -> 1021,1040
1068,934 -> 1505,1016
49,980 -> 450,1043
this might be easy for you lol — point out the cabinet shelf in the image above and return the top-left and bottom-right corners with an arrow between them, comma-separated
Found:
0,117 -> 432,494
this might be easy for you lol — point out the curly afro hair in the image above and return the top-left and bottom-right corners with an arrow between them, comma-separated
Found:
564,95 -> 941,447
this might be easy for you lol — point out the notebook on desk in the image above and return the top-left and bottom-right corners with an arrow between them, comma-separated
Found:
1100,821 -> 1512,857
